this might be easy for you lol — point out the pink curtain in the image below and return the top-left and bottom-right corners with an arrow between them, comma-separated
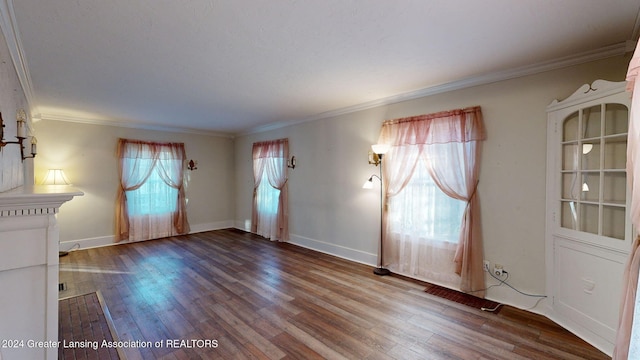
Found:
613,41 -> 640,359
378,106 -> 486,295
251,138 -> 289,241
116,138 -> 190,242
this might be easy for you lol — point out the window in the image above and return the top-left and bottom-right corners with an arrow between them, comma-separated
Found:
125,156 -> 178,216
385,149 -> 468,288
116,139 -> 190,242
255,174 -> 280,217
251,139 -> 289,241
379,107 -> 485,293
388,159 -> 465,243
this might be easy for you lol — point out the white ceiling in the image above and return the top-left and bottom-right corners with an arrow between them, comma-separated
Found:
5,0 -> 640,135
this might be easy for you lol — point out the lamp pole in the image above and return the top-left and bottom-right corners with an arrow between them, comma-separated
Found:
373,152 -> 390,276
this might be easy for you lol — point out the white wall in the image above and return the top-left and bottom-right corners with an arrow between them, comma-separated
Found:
33,120 -> 236,247
234,55 -> 631,310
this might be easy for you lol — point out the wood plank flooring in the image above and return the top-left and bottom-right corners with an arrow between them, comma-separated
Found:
58,229 -> 610,359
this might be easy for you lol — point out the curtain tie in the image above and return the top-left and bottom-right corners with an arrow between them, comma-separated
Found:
467,179 -> 480,204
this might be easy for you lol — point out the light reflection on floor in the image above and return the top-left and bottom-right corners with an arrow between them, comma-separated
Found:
59,264 -> 133,274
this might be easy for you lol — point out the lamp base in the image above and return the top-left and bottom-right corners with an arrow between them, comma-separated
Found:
373,267 -> 390,276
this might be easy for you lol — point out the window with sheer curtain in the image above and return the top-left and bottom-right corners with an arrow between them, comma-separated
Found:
116,139 -> 190,242
379,107 -> 486,295
251,139 -> 289,241
126,158 -> 178,216
388,161 -> 466,244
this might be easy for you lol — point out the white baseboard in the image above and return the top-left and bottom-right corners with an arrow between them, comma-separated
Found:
234,219 -> 251,232
60,235 -> 115,252
60,220 -> 236,251
189,220 -> 235,234
288,233 -> 377,266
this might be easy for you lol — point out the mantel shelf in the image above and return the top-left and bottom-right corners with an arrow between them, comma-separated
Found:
0,185 -> 84,216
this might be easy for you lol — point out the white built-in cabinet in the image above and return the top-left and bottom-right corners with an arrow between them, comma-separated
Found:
0,185 -> 82,359
545,80 -> 632,355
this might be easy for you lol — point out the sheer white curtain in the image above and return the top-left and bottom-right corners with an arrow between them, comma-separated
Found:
379,107 -> 486,295
386,156 -> 466,287
251,139 -> 289,241
116,139 -> 189,242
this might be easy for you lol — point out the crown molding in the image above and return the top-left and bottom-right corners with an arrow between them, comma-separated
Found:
40,112 -> 234,138
241,42 -> 630,136
0,0 -> 36,113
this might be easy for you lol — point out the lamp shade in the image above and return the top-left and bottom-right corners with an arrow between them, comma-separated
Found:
371,143 -> 390,155
362,179 -> 374,189
42,169 -> 71,185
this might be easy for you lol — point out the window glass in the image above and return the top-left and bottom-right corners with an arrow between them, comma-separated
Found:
388,158 -> 465,243
125,154 -> 178,216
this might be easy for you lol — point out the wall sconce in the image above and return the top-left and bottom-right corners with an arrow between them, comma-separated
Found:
42,169 -> 71,185
188,159 -> 198,171
368,151 -> 380,166
0,110 -> 37,161
287,156 -> 296,169
368,144 -> 390,166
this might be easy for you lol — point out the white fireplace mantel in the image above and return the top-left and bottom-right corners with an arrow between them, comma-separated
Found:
0,185 -> 83,359
0,185 -> 83,215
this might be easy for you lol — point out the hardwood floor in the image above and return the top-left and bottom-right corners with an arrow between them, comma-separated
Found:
58,229 -> 610,360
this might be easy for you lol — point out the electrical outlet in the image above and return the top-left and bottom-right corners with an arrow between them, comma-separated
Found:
494,264 -> 504,277
483,260 -> 490,272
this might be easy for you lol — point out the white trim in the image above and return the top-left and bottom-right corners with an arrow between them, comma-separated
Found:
229,225 -> 377,266
60,220 -> 236,251
288,233 -> 377,266
234,219 -> 251,232
546,79 -> 627,112
60,235 -> 115,252
189,220 -> 235,234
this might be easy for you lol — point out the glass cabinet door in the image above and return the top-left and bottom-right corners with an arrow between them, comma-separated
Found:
560,103 -> 628,240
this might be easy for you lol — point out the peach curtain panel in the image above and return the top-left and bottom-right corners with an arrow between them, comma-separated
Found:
116,138 -> 190,242
251,138 -> 289,241
378,106 -> 486,295
614,42 -> 640,359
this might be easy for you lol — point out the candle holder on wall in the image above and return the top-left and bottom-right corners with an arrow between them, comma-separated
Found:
287,156 -> 296,169
0,109 -> 37,161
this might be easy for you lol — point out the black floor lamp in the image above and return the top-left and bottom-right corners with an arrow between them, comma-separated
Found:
365,144 -> 391,276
